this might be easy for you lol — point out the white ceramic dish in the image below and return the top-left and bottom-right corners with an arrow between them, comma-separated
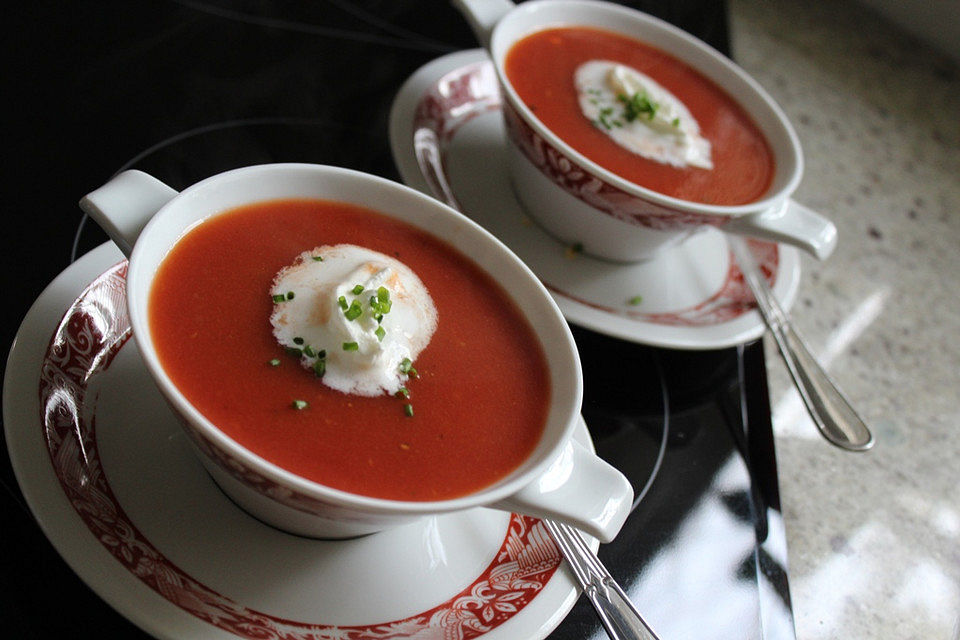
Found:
3,242 -> 597,640
452,0 -> 836,263
389,49 -> 801,350
80,163 -> 631,542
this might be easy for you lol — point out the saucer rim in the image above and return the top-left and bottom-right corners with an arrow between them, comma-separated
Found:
388,48 -> 802,350
2,242 -> 592,640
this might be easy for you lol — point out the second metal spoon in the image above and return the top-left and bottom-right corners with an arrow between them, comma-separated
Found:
729,236 -> 874,451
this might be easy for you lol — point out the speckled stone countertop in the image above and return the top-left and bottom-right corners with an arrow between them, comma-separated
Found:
728,0 -> 960,637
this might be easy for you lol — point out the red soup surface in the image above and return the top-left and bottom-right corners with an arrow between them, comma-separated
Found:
505,26 -> 775,205
149,199 -> 551,501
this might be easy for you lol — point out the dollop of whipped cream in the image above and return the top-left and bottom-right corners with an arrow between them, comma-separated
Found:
270,245 -> 437,396
575,60 -> 713,169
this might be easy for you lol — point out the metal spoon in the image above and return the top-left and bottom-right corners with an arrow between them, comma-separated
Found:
543,518 -> 661,640
411,117 -> 662,636
728,236 -> 874,451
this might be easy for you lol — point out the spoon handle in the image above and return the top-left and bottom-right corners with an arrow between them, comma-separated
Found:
543,519 -> 660,640
729,237 -> 874,451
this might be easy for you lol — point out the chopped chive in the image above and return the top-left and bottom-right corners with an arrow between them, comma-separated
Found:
565,241 -> 584,259
628,295 -> 643,306
672,117 -> 680,128
352,284 -> 365,295
313,359 -> 326,377
618,91 -> 659,122
285,346 -> 303,357
338,295 -> 348,310
268,358 -> 281,367
286,291 -> 295,300
291,399 -> 309,410
595,105 -> 616,130
316,349 -> 326,359
375,325 -> 386,342
403,404 -> 414,418
312,255 -> 324,261
366,286 -> 393,321
344,300 -> 363,321
302,345 -> 316,357
293,337 -> 304,345
395,386 -> 409,399
399,357 -> 413,374
343,341 -> 359,351
272,294 -> 286,303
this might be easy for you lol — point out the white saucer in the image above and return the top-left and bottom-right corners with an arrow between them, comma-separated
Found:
3,242 -> 596,640
389,49 -> 801,350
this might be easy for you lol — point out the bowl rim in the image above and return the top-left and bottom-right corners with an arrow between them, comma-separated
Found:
125,162 -> 584,516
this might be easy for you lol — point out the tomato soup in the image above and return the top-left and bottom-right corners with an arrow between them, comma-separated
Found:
149,199 -> 551,501
505,26 -> 775,205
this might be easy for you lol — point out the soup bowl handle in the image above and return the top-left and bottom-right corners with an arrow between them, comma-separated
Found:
725,199 -> 838,260
491,433 -> 633,543
80,170 -> 178,257
451,0 -> 515,49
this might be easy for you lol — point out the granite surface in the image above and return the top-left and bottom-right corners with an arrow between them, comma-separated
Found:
728,0 -> 960,637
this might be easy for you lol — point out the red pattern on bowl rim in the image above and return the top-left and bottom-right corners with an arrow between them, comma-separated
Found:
501,99 -> 729,231
38,262 -> 563,639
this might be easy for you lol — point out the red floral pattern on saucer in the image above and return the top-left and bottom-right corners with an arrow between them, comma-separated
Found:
546,238 -> 778,326
38,263 -> 563,639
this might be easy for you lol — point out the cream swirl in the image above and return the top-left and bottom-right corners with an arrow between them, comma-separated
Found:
270,245 -> 437,396
575,60 -> 713,170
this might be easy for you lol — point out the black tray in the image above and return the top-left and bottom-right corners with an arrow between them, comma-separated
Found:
2,2 -> 793,637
